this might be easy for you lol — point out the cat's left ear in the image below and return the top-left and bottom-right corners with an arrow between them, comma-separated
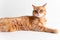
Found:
42,3 -> 47,7
32,4 -> 36,9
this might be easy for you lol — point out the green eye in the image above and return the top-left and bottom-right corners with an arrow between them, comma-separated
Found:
40,10 -> 43,12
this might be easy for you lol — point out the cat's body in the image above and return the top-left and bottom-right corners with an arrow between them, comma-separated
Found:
0,3 -> 58,33
0,16 -> 41,32
0,16 -> 57,33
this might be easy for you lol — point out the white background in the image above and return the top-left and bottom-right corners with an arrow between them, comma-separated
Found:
0,0 -> 60,40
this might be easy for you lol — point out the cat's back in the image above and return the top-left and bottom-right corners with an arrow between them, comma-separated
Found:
20,16 -> 40,20
19,16 -> 40,21
0,16 -> 40,26
18,16 -> 40,24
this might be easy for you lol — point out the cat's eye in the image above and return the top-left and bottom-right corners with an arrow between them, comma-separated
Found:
40,10 -> 43,12
34,10 -> 38,13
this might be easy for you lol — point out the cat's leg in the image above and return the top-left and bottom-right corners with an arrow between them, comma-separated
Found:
38,26 -> 58,33
33,25 -> 57,33
40,17 -> 47,25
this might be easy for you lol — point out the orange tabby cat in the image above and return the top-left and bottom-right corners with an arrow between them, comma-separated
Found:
0,3 -> 58,33
32,3 -> 47,25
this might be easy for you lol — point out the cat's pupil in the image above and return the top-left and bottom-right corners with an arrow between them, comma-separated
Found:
40,10 -> 43,13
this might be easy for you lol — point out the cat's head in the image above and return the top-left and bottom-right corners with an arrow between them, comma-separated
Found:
32,3 -> 47,18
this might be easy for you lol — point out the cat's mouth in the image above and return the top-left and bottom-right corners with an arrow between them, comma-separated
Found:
34,13 -> 44,17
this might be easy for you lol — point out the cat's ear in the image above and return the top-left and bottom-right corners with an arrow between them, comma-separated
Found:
42,3 -> 47,7
32,4 -> 36,9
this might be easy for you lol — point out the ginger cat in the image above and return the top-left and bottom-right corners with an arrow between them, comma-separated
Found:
0,3 -> 58,33
32,3 -> 47,25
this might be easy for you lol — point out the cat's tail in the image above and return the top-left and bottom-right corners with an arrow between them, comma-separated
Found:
40,26 -> 58,34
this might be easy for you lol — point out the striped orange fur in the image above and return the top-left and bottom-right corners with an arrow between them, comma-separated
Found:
0,3 -> 58,33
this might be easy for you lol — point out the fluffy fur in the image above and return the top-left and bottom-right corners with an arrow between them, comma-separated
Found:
0,3 -> 58,33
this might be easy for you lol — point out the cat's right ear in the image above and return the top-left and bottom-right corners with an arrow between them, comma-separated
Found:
42,3 -> 47,7
32,5 -> 36,9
